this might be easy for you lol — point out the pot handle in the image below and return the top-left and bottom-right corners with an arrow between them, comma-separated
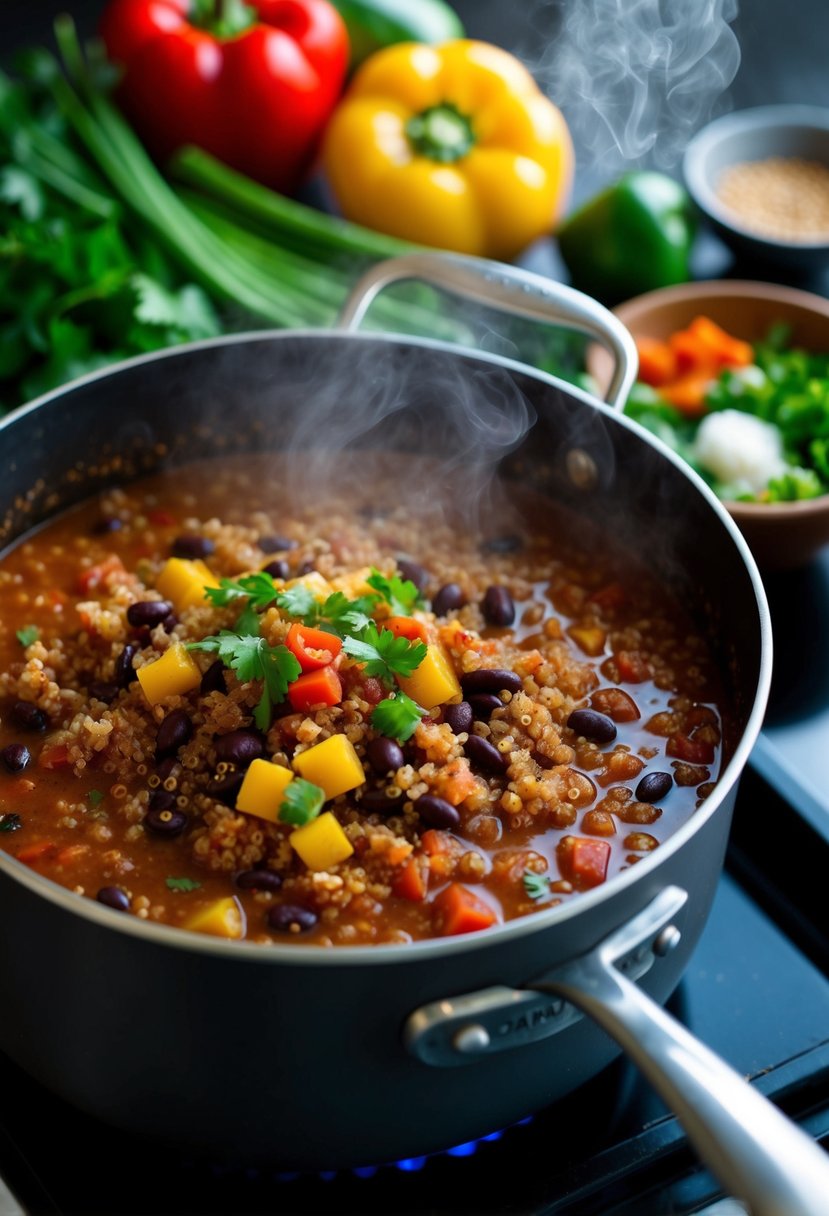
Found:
337,252 -> 638,411
541,890 -> 829,1216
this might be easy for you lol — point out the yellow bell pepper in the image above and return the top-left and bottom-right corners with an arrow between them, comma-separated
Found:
136,641 -> 202,705
322,40 -> 573,260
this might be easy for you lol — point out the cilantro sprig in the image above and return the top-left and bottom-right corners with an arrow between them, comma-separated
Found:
523,871 -> 552,901
189,632 -> 301,730
371,692 -> 426,742
205,572 -> 280,634
366,567 -> 424,616
166,876 -> 202,893
279,779 -> 325,827
343,624 -> 427,688
275,586 -> 379,637
16,625 -> 39,647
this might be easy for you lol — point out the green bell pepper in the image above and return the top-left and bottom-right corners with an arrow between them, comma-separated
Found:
330,0 -> 465,70
557,171 -> 695,305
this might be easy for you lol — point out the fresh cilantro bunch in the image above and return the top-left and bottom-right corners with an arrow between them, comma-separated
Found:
370,692 -> 425,742
189,632 -> 301,730
279,779 -> 325,827
523,871 -> 551,901
343,624 -> 426,688
365,568 -> 424,616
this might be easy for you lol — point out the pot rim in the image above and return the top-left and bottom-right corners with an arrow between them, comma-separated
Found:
0,328 -> 774,966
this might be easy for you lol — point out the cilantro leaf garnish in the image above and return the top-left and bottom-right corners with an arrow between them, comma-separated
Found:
88,789 -> 105,807
279,778 -> 325,827
274,586 -> 380,637
343,624 -> 427,687
523,871 -> 551,901
205,572 -> 280,633
189,632 -> 301,730
166,876 -> 202,892
371,692 -> 426,742
366,567 -> 424,616
15,625 -> 39,647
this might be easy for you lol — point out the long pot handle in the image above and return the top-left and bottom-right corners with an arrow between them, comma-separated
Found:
337,252 -> 638,411
541,897 -> 829,1216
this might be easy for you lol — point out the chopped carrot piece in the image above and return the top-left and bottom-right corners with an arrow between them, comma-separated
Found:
393,856 -> 428,902
557,836 -> 611,889
590,688 -> 640,722
636,336 -> 677,386
384,616 -> 429,644
658,373 -> 714,416
287,665 -> 343,712
17,840 -> 57,865
432,882 -> 498,936
687,316 -> 753,368
55,844 -> 90,866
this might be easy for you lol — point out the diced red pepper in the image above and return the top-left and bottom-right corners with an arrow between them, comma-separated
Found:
17,840 -> 57,866
285,622 -> 343,672
590,688 -> 640,722
38,743 -> 71,770
393,856 -> 428,902
77,555 -> 126,595
384,616 -> 429,644
431,883 -> 498,936
667,734 -> 715,765
557,835 -> 611,889
287,665 -> 343,712
614,650 -> 653,684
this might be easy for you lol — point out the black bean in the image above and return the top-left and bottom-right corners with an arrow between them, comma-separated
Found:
171,534 -> 215,559
215,730 -> 263,767
149,789 -> 177,812
207,771 -> 245,805
155,708 -> 193,758
267,904 -> 317,933
258,535 -> 297,552
397,559 -> 428,591
262,559 -> 290,581
145,804 -> 188,837
155,755 -> 180,782
296,558 -> 316,576
443,702 -> 473,734
461,668 -> 522,697
567,708 -> 617,744
114,643 -> 138,688
127,599 -> 174,629
200,659 -> 226,695
482,585 -> 515,627
416,794 -> 460,830
88,681 -> 119,704
357,788 -> 403,814
236,869 -> 283,893
92,517 -> 123,535
366,737 -> 404,775
481,534 -> 523,554
635,771 -> 673,804
432,583 -> 467,617
464,734 -> 509,774
468,693 -> 503,721
1,743 -> 30,772
11,701 -> 48,732
161,614 -> 178,634
96,886 -> 130,911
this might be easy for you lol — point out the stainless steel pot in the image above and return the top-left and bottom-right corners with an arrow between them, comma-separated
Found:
0,253 -> 825,1214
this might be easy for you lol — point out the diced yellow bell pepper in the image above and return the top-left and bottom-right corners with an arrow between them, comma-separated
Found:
290,811 -> 354,871
185,897 -> 246,939
136,641 -> 201,705
329,566 -> 374,598
292,734 -> 366,800
236,759 -> 294,823
283,571 -> 332,601
156,558 -> 220,612
397,642 -> 461,710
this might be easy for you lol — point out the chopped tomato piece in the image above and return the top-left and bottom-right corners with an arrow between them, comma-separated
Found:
384,616 -> 429,644
393,856 -> 428,902
38,743 -> 71,770
667,734 -> 715,765
590,688 -> 640,722
613,651 -> 652,684
77,555 -> 126,595
285,623 -> 343,672
287,666 -> 343,712
17,840 -> 57,866
587,582 -> 627,613
557,836 -> 611,889
685,316 -> 753,369
148,509 -> 176,526
432,882 -> 498,936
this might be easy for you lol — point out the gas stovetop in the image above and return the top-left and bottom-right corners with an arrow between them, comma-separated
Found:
1,557 -> 827,1216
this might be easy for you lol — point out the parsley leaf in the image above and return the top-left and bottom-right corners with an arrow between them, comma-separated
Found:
523,871 -> 551,901
371,692 -> 426,742
343,624 -> 427,687
88,789 -> 105,807
279,778 -> 325,827
15,625 -> 39,647
188,632 -> 301,730
366,567 -> 423,616
166,876 -> 202,893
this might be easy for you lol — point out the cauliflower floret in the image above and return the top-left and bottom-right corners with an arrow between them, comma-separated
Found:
693,409 -> 786,496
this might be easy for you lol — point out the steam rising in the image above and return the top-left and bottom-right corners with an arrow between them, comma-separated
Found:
533,0 -> 741,169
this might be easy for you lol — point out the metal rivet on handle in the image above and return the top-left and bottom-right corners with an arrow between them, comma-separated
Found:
653,925 -> 682,957
452,1024 -> 491,1055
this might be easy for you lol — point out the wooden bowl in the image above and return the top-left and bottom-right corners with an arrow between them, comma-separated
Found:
588,280 -> 829,570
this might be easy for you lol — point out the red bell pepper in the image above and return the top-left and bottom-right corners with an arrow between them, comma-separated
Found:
99,0 -> 349,194
287,665 -> 343,711
285,622 -> 343,671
